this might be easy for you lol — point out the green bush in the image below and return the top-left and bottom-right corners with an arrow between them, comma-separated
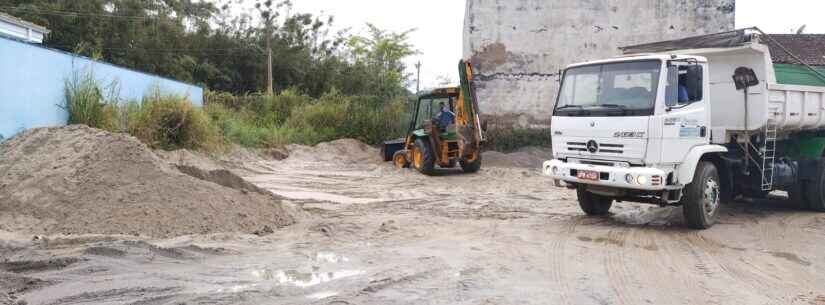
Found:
63,70 -> 118,131
129,90 -> 222,151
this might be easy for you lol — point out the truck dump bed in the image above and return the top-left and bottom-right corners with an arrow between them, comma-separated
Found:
622,29 -> 825,137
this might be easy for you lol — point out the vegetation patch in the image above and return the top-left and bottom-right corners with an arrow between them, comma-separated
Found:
484,128 -> 553,153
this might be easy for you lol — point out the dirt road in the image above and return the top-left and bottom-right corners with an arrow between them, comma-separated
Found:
3,154 -> 825,305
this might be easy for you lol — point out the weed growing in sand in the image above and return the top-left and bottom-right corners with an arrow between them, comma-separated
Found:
62,69 -> 119,131
129,89 -> 222,151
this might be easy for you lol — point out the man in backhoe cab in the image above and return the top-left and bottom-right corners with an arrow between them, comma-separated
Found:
434,101 -> 455,130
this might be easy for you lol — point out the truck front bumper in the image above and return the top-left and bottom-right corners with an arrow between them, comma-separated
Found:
543,159 -> 677,191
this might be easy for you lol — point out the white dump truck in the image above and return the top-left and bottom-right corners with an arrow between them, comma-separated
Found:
544,29 -> 825,229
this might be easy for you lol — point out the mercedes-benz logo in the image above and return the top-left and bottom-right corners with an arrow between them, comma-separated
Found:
589,121 -> 596,127
586,140 -> 599,153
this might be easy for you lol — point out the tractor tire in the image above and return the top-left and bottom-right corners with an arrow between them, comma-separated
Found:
682,161 -> 721,229
393,150 -> 410,169
803,160 -> 825,212
576,187 -> 613,216
460,153 -> 482,173
412,138 -> 436,175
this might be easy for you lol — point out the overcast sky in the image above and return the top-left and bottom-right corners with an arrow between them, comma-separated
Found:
290,0 -> 825,90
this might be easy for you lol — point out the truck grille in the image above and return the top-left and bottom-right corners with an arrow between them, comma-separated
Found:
566,142 -> 625,154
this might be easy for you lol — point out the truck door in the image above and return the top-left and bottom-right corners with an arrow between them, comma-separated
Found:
660,62 -> 710,164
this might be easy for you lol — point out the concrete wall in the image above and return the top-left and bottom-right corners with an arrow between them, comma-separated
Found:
464,0 -> 736,127
0,36 -> 203,140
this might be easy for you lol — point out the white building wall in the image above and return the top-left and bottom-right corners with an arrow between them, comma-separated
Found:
464,0 -> 736,127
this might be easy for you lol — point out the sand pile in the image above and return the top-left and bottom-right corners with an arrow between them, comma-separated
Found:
0,125 -> 294,238
286,139 -> 381,164
484,147 -> 553,168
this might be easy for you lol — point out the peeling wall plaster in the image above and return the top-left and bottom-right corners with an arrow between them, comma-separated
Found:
464,0 -> 735,127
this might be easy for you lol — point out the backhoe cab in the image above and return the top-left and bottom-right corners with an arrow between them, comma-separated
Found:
381,60 -> 485,175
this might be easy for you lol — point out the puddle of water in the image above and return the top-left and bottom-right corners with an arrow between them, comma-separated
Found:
252,269 -> 364,288
315,252 -> 349,263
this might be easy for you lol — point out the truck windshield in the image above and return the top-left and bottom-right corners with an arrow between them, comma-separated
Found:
555,60 -> 661,116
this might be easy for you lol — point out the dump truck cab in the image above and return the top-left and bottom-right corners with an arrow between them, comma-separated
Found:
547,54 -> 711,191
382,60 -> 485,175
546,29 -> 825,229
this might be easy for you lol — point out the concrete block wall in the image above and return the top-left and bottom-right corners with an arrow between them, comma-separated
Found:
0,36 -> 203,140
464,0 -> 735,127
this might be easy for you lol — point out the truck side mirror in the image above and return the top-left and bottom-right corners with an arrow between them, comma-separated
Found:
685,65 -> 703,101
732,67 -> 759,90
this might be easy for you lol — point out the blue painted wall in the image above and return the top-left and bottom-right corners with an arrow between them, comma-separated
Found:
0,36 -> 203,140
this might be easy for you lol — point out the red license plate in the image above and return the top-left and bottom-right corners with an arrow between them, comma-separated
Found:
577,170 -> 600,181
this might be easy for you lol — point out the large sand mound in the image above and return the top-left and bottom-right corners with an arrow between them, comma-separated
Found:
0,125 -> 294,238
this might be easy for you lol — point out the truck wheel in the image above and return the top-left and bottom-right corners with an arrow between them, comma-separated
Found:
412,138 -> 436,175
803,161 -> 825,212
576,187 -> 613,215
683,161 -> 721,229
787,184 -> 809,209
460,153 -> 482,173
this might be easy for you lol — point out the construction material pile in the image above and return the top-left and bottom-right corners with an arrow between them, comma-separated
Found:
0,125 -> 294,238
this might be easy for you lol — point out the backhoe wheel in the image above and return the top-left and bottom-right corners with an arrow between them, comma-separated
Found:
576,187 -> 613,215
803,160 -> 825,212
683,161 -> 721,229
412,138 -> 436,175
393,150 -> 410,169
460,153 -> 482,173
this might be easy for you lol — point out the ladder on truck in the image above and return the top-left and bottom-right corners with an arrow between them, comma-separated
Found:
760,118 -> 778,191
740,117 -> 778,191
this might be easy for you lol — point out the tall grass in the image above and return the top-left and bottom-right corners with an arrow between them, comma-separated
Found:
206,89 -> 409,147
129,89 -> 222,151
62,69 -> 119,131
63,73 -> 410,151
64,72 -> 221,151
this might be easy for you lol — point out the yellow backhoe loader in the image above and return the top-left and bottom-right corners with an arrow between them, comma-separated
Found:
381,60 -> 485,175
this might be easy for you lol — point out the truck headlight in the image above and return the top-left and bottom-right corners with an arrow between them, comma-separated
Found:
636,175 -> 649,185
625,174 -> 635,184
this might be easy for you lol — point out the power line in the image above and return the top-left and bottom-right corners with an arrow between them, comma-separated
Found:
0,6 -> 161,20
42,43 -> 258,54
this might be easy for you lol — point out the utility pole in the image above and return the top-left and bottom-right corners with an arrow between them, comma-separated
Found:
266,33 -> 273,96
415,61 -> 422,93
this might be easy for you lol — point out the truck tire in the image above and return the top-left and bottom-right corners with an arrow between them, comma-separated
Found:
576,187 -> 613,215
787,185 -> 808,209
682,161 -> 721,229
412,138 -> 436,175
460,153 -> 482,173
803,161 -> 825,212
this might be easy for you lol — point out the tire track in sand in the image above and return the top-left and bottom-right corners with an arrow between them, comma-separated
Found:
547,216 -> 579,305
603,227 -> 648,305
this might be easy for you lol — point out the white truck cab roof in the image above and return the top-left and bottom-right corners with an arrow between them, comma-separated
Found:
566,54 -> 708,69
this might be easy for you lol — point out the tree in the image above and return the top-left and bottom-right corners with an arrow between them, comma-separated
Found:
346,24 -> 418,98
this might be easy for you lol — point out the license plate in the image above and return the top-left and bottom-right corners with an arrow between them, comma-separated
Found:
577,170 -> 600,181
